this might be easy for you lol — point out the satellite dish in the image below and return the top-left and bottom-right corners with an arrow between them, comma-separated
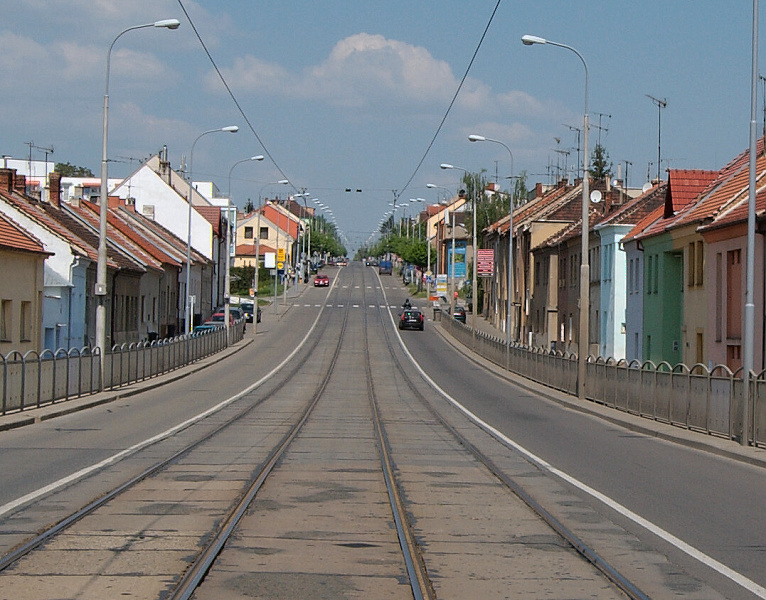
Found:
642,182 -> 652,193
611,178 -> 619,188
590,190 -> 602,203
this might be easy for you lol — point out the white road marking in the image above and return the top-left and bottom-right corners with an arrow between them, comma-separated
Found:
0,303 -> 327,519
380,281 -> 766,600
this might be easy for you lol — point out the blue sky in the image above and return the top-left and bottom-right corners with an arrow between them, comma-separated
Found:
2,2 -> 763,251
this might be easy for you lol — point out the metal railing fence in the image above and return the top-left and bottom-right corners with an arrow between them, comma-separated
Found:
1,322 -> 243,416
441,316 -> 764,448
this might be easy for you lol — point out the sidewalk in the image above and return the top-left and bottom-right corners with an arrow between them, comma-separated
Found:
0,285 -> 314,433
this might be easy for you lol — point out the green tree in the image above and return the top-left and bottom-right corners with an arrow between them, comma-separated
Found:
54,162 -> 94,177
589,144 -> 613,180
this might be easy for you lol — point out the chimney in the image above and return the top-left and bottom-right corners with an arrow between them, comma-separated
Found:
159,145 -> 171,184
0,168 -> 12,193
535,182 -> 543,198
13,172 -> 26,195
48,172 -> 62,207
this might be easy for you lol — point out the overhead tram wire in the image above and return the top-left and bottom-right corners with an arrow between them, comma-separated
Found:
395,0 -> 503,199
176,0 -> 295,191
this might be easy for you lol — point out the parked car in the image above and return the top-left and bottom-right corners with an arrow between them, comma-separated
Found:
207,310 -> 246,333
399,309 -> 424,331
206,312 -> 234,326
451,305 -> 467,323
192,323 -> 222,335
314,274 -> 330,287
240,302 -> 261,323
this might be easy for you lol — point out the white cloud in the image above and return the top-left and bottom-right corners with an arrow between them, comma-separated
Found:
214,33 -> 460,108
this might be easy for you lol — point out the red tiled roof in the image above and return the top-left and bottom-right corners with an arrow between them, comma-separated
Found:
630,169 -> 719,241
236,243 -> 275,256
196,205 -> 222,236
0,211 -> 48,254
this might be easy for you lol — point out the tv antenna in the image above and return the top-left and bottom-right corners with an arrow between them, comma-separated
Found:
646,94 -> 667,182
594,112 -> 611,146
564,124 -> 582,178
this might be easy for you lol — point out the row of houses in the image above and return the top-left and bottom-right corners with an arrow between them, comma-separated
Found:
0,151 -> 310,356
466,141 -> 765,374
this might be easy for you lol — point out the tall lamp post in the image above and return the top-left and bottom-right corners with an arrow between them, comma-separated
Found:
522,34 -> 590,399
469,134 -> 515,348
225,155 -> 264,342
743,0 -> 758,446
185,125 -> 239,334
441,163 -> 477,339
97,18 -> 179,383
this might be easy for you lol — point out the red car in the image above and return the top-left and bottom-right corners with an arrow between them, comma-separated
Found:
314,274 -> 330,287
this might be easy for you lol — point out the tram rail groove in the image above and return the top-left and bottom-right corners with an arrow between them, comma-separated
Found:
362,273 -> 436,600
374,278 -> 650,600
0,284 -> 341,579
169,280 -> 355,600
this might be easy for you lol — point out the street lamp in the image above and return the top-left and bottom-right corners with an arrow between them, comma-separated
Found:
522,33 -> 590,399
225,155 -> 264,342
97,18 -> 180,383
441,163 -> 477,339
185,125 -> 239,334
469,134 -> 515,349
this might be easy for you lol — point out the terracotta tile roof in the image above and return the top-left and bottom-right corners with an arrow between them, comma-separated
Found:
629,169 -> 719,241
236,243 -> 275,256
66,201 -> 161,274
488,182 -> 577,237
0,188 -> 98,263
597,182 -> 667,228
0,211 -> 48,254
116,205 -> 208,265
681,143 -> 766,233
622,205 -> 666,244
195,205 -> 222,236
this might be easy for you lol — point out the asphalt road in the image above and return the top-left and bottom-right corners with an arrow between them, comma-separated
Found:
1,261 -> 765,599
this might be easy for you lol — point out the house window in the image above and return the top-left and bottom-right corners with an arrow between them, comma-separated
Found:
716,253 -> 723,342
726,249 -> 742,339
259,226 -> 269,240
20,301 -> 31,342
244,226 -> 254,239
1,299 -> 10,341
688,243 -> 696,287
695,241 -> 704,286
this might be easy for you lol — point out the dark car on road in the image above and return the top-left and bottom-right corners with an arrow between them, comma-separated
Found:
240,302 -> 261,323
399,309 -> 424,331
451,305 -> 467,323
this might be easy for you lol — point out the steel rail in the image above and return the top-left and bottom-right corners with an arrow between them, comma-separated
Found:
169,277 -> 355,600
375,278 -> 650,600
0,295 -> 337,574
361,266 -> 436,600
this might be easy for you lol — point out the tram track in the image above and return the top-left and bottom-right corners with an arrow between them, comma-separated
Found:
0,262 -> 686,598
373,277 -> 649,599
0,280 -> 353,597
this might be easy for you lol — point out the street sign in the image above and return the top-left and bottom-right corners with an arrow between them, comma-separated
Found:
277,248 -> 286,262
277,261 -> 284,270
477,249 -> 494,277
